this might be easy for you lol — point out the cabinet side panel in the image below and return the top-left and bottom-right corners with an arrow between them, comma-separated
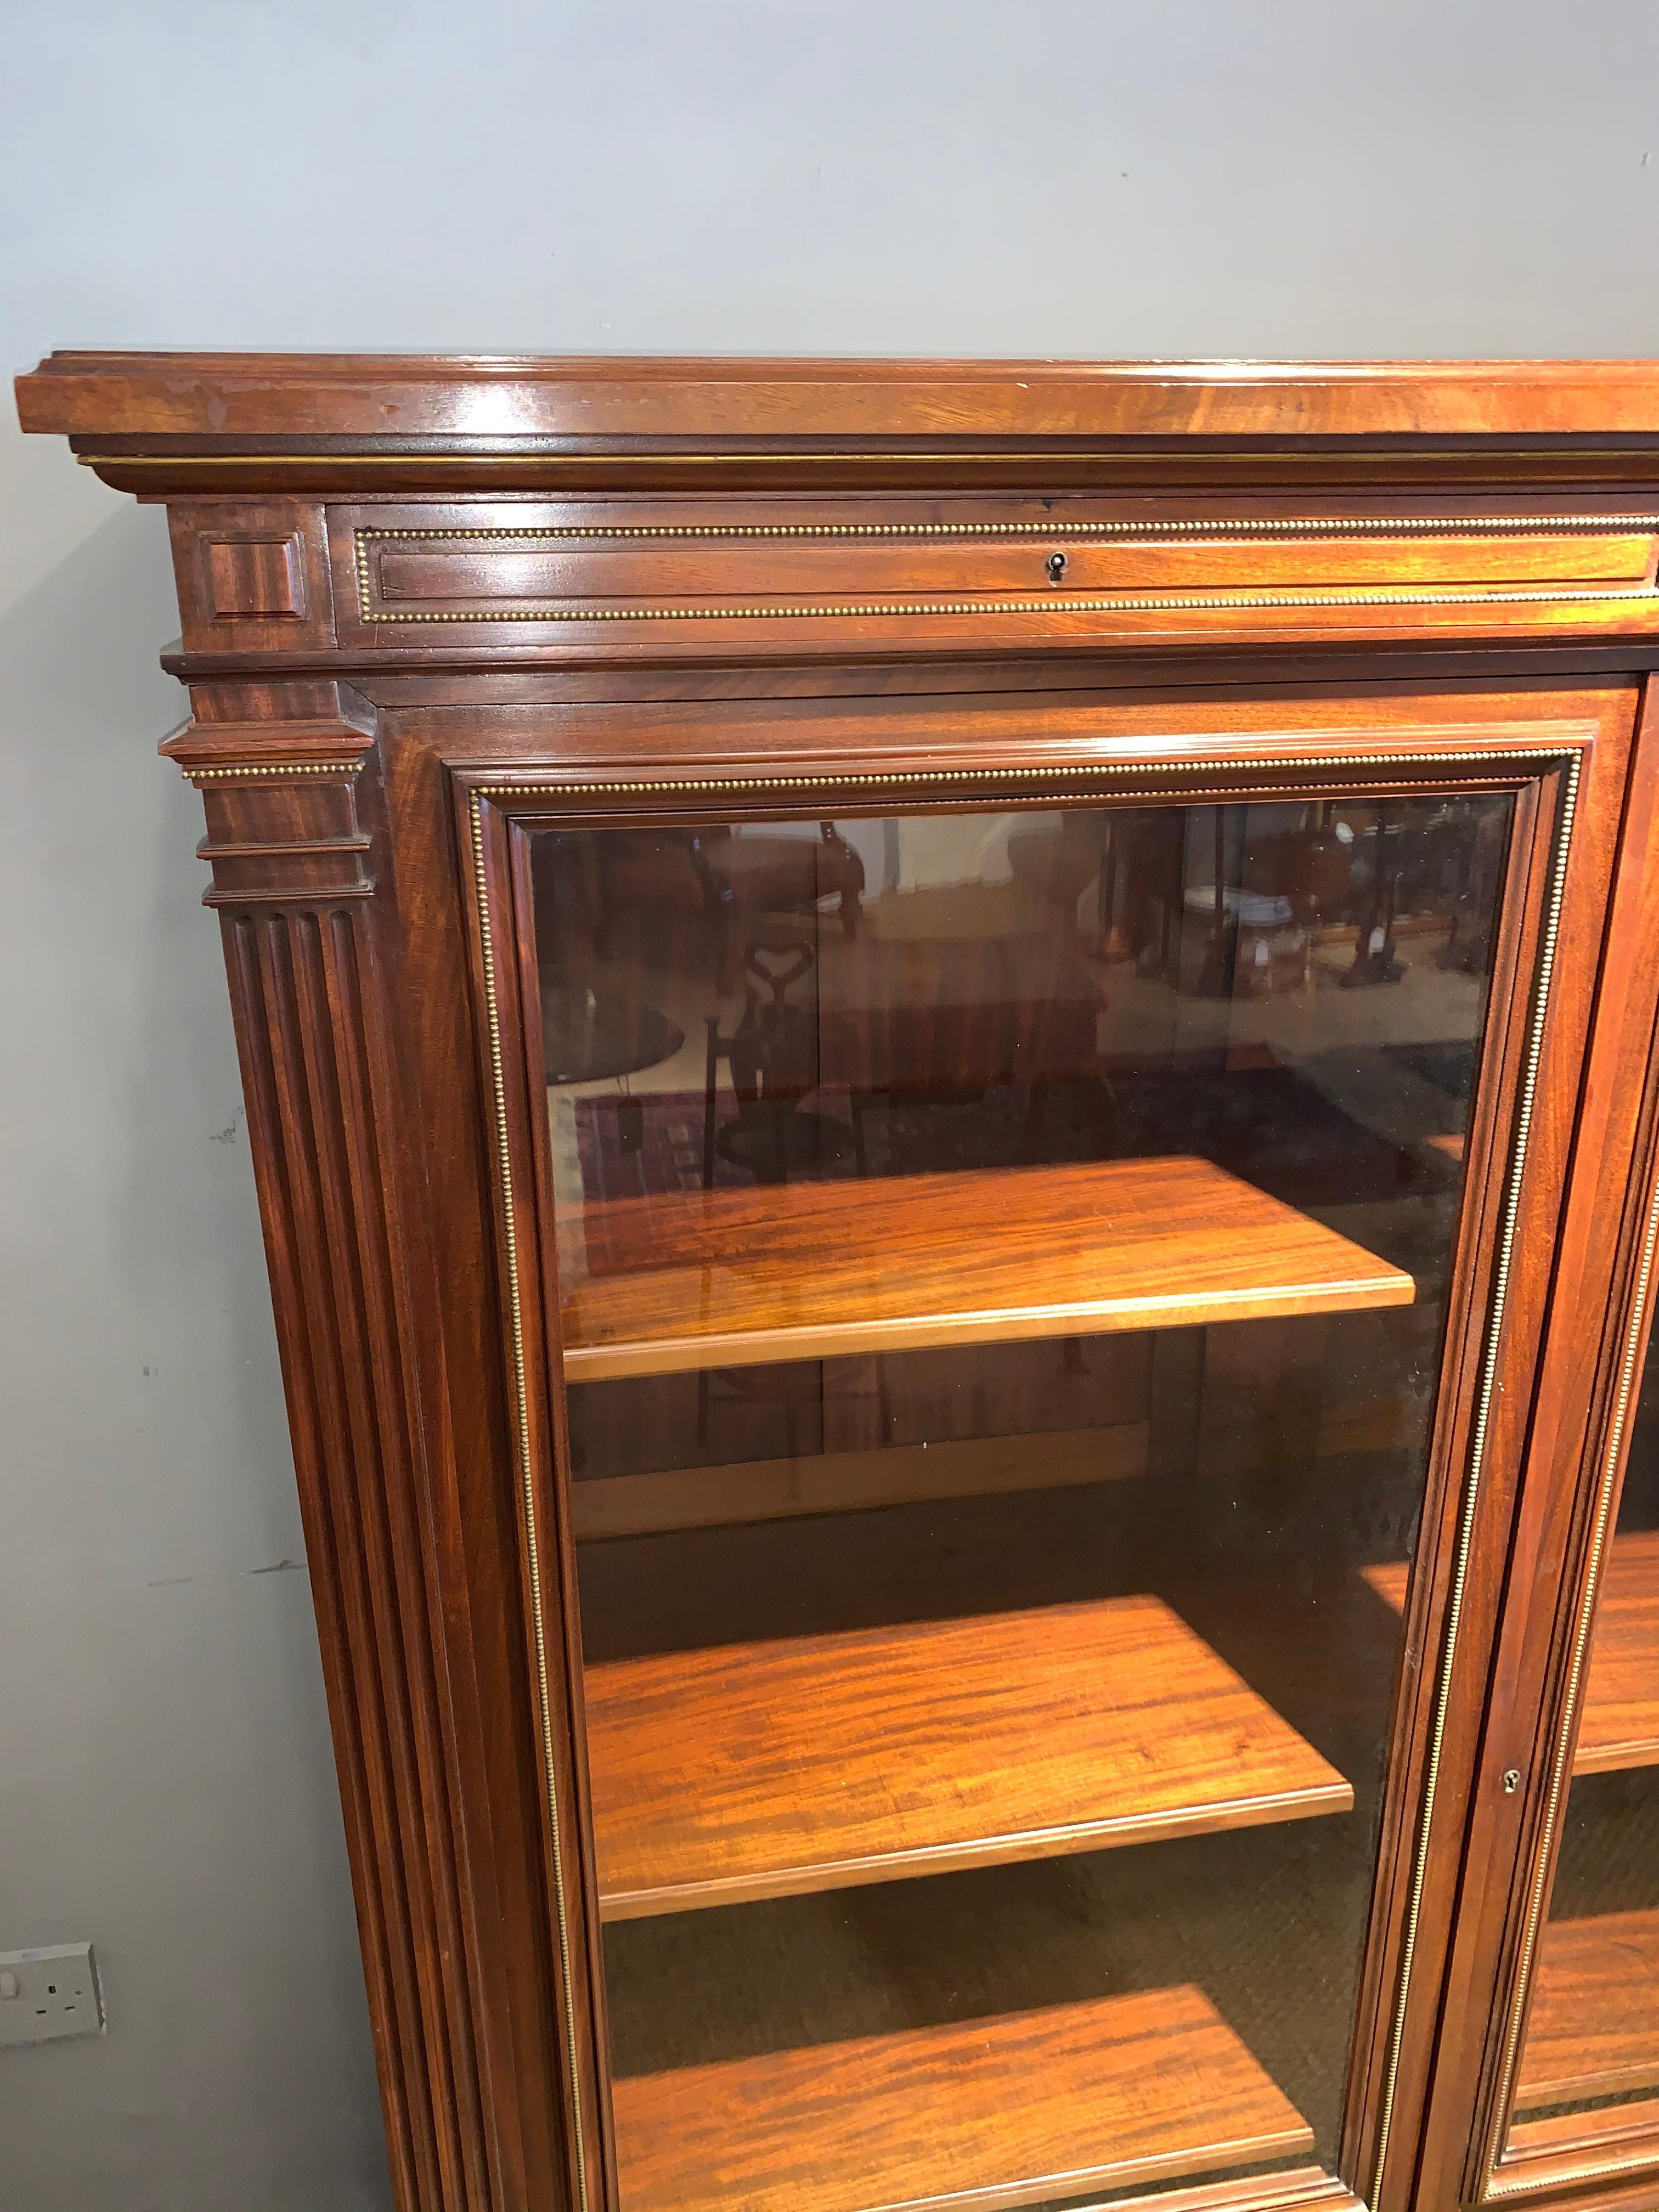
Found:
175,718 -> 517,2212
223,895 -> 493,2212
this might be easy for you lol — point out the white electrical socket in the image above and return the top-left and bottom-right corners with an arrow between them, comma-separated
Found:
0,1944 -> 103,2047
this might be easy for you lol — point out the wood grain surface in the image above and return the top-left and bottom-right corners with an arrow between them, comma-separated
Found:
561,1158 -> 1414,1380
584,1594 -> 1353,1917
610,1986 -> 1314,2212
22,350 -> 1659,442
360,529 -> 1657,619
343,505 -> 1659,662
1504,2091 -> 1659,2168
1364,1532 -> 1659,1774
1571,1530 -> 1659,1774
20,331 -> 1648,2212
1517,1909 -> 1659,2109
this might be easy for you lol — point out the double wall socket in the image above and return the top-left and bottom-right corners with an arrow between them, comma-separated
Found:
0,1944 -> 103,2047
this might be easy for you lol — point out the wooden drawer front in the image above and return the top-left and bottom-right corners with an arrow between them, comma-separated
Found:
344,509 -> 1659,648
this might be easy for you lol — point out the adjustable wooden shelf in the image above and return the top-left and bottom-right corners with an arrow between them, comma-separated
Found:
22,353 -> 1659,2212
1566,1531 -> 1659,1775
561,1156 -> 1415,1379
586,1594 -> 1352,1918
1517,1910 -> 1659,2111
612,1989 -> 1317,2212
1366,1537 -> 1659,1776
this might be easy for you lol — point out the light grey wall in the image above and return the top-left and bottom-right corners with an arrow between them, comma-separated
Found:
4,3 -> 1659,2207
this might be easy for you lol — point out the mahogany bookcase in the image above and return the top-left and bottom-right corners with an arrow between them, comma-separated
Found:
19,355 -> 1659,2212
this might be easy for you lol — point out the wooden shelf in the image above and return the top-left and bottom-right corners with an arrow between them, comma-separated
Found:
611,1986 -> 1314,2212
1517,1909 -> 1659,2111
1365,1530 -> 1659,1775
1507,2094 -> 1659,2166
1573,1529 -> 1659,1774
561,1156 -> 1414,1381
585,1594 -> 1352,1919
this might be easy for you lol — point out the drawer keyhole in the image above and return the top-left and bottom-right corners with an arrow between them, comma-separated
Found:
1046,551 -> 1069,585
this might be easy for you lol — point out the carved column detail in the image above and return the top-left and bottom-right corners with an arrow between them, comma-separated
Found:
166,713 -> 496,2212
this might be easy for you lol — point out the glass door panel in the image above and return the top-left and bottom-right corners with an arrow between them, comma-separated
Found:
531,791 -> 1513,2212
1502,1328 -> 1659,2160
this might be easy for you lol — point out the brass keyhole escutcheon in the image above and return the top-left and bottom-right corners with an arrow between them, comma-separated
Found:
1046,551 -> 1068,585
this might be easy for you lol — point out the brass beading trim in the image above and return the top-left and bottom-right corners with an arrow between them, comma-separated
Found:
470,746 -> 1576,803
362,586 -> 1659,625
355,519 -> 1659,627
365,514 -> 1659,540
183,760 -> 364,785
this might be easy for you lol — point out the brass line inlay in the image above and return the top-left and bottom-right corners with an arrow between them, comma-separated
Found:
74,448 -> 1659,473
1369,752 -> 1582,2205
463,739 -> 1582,2212
198,834 -> 372,857
1482,1161 -> 1659,2199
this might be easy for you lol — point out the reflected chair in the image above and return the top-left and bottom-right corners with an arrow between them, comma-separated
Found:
690,823 -> 865,991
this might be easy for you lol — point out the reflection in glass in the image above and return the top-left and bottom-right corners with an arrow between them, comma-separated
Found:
531,794 -> 1513,2212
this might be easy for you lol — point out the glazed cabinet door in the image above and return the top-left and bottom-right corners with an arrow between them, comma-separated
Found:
1424,681 -> 1659,2212
452,685 -> 1638,2212
1492,1305 -> 1659,2199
